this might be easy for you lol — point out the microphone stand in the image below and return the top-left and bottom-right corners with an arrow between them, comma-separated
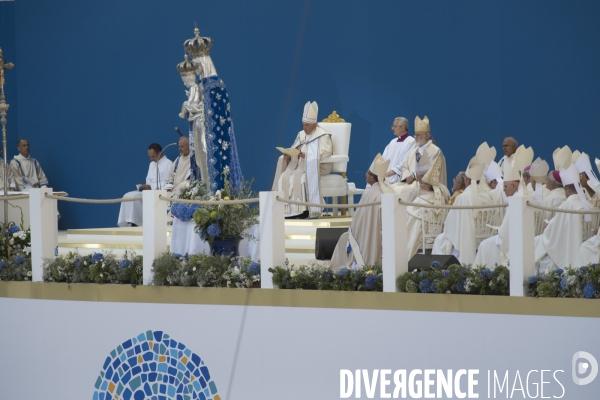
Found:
155,143 -> 178,190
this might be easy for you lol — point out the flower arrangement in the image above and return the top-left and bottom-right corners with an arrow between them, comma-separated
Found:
526,264 -> 600,298
151,252 -> 260,288
0,254 -> 32,281
193,171 -> 258,242
43,251 -> 143,286
171,180 -> 210,222
396,263 -> 510,295
268,263 -> 383,291
0,223 -> 31,259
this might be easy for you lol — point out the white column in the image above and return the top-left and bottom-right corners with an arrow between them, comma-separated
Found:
142,190 -> 168,285
508,194 -> 535,296
29,188 -> 56,282
381,193 -> 409,292
259,191 -> 285,289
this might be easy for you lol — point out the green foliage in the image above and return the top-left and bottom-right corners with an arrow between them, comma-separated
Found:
526,264 -> 600,298
268,264 -> 383,291
151,252 -> 260,288
43,251 -> 142,286
193,171 -> 258,242
395,264 -> 509,295
0,254 -> 32,281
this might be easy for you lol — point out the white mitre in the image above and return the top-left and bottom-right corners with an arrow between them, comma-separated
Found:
484,161 -> 503,185
553,146 -> 572,171
466,155 -> 485,213
529,157 -> 549,182
414,115 -> 430,132
560,163 -> 591,218
302,101 -> 318,123
369,153 -> 393,194
575,152 -> 600,193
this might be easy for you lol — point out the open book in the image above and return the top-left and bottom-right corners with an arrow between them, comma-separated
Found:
276,147 -> 301,157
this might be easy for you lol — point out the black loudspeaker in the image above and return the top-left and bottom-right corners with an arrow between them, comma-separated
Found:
315,227 -> 349,260
408,254 -> 460,272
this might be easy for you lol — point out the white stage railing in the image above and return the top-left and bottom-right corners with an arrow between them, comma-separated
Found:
26,188 -> 576,296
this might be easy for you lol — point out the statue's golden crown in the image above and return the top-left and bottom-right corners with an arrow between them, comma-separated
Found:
184,26 -> 214,58
176,54 -> 198,76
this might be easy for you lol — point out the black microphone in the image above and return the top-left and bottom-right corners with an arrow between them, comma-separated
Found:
175,127 -> 183,137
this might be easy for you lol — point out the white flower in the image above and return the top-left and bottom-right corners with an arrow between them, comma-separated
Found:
18,231 -> 26,240
99,273 -> 104,278
290,271 -> 297,278
83,261 -> 87,266
192,267 -> 196,272
9,239 -> 13,245
12,232 -> 18,238
27,271 -> 32,277
24,247 -> 30,255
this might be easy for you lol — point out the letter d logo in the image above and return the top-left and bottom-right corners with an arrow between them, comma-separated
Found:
572,351 -> 598,385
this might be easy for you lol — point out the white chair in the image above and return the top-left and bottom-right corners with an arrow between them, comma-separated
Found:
581,207 -> 600,242
475,208 -> 502,246
419,208 -> 449,254
319,122 -> 351,216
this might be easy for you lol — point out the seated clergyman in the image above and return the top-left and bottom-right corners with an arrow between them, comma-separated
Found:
10,139 -> 48,191
330,154 -> 393,268
117,143 -> 173,227
272,101 -> 333,219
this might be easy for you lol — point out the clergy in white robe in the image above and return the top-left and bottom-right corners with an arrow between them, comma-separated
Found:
331,154 -> 393,268
534,165 -> 587,272
406,156 -> 450,259
433,155 -> 499,265
10,139 -> 48,190
541,171 -> 566,223
399,115 -> 447,187
484,161 -> 506,221
474,147 -> 534,267
272,101 -> 333,218
578,230 -> 600,266
498,136 -> 517,176
118,143 -> 173,227
168,137 -> 202,256
382,117 -> 416,184
448,172 -> 466,205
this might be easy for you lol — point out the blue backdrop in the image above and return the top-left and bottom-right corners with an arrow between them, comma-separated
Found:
3,0 -> 600,228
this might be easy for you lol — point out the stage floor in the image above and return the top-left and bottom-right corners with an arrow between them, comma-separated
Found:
57,217 -> 352,265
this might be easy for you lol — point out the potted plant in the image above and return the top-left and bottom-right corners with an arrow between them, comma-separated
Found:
193,171 -> 258,256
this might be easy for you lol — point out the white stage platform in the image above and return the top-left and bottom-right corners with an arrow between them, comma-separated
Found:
57,217 -> 351,264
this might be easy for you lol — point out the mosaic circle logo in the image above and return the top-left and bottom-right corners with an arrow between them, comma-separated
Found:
93,330 -> 220,400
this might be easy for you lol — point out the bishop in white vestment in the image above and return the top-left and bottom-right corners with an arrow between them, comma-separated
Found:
534,165 -> 587,272
331,154 -> 393,268
433,153 -> 499,265
382,117 -> 416,184
272,101 -> 333,218
117,143 -> 173,227
10,139 -> 48,190
541,171 -> 566,223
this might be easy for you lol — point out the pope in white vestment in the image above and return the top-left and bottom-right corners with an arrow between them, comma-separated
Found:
381,117 -> 416,184
272,101 -> 333,218
433,155 -> 499,265
118,145 -> 173,227
331,154 -> 393,268
10,139 -> 48,191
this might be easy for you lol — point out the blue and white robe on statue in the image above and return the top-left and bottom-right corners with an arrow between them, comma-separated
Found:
272,126 -> 333,218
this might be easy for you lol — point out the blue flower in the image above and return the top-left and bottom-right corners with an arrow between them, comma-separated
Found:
366,274 -> 377,290
418,271 -> 427,278
443,270 -> 450,277
431,260 -> 441,268
15,256 -> 24,265
74,258 -> 81,268
528,276 -> 538,284
0,260 -> 4,269
560,276 -> 568,290
479,269 -> 493,279
216,214 -> 223,220
456,279 -> 466,293
207,223 -> 221,237
171,203 -> 200,222
173,253 -> 183,259
419,278 -> 431,293
8,225 -> 20,235
338,268 -> 350,277
430,279 -> 440,293
324,271 -> 333,282
553,268 -> 564,275
579,266 -> 588,273
583,283 -> 596,299
591,263 -> 597,268
91,253 -> 104,263
118,259 -> 131,268
247,262 -> 260,275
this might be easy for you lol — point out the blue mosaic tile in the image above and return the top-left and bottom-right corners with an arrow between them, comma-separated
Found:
93,331 -> 219,400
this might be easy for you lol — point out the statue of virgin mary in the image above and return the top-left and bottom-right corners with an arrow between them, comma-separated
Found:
179,25 -> 243,193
